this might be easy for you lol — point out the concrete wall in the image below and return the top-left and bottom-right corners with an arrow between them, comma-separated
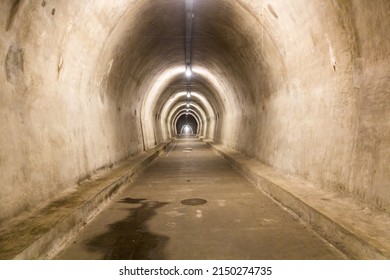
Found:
0,0 -> 145,223
224,0 -> 390,212
0,0 -> 389,223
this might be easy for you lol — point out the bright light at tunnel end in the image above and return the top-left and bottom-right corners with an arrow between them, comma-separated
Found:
181,124 -> 193,135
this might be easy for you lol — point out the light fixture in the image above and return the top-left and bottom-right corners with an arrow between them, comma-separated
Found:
185,67 -> 192,78
187,91 -> 191,98
187,103 -> 190,108
186,109 -> 189,112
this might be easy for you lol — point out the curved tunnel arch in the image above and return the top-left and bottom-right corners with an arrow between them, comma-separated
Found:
159,91 -> 216,138
140,65 -> 234,148
172,109 -> 203,136
175,113 -> 199,136
180,124 -> 194,135
167,101 -> 213,139
0,0 -> 389,223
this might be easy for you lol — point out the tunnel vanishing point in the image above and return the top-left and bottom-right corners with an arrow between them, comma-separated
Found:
0,0 -> 389,260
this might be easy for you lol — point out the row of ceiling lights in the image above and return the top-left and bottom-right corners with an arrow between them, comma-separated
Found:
185,0 -> 194,116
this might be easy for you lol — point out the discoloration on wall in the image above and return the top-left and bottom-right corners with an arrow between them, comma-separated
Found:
57,55 -> 63,78
267,4 -> 278,19
4,45 -> 25,87
6,0 -> 22,31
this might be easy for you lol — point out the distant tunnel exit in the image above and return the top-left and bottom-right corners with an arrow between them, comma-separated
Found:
176,114 -> 198,135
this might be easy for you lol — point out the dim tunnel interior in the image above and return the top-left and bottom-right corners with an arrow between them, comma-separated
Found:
0,0 -> 389,259
176,114 -> 198,135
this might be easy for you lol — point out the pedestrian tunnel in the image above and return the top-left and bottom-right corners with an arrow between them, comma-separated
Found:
0,0 -> 389,260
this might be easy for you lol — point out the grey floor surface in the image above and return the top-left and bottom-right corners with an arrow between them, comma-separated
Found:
56,138 -> 346,260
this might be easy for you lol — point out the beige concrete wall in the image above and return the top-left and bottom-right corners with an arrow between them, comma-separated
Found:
348,1 -> 390,209
219,0 -> 390,212
0,0 -> 145,223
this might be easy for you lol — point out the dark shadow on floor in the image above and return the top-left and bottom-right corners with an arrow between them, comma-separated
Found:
85,198 -> 169,259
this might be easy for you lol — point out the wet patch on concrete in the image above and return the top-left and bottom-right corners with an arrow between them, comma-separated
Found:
85,198 -> 169,260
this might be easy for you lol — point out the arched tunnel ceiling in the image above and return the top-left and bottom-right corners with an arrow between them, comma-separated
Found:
154,74 -> 224,117
0,0 -> 389,223
101,0 -> 281,148
175,112 -> 200,134
160,91 -> 215,128
168,102 -> 207,126
172,110 -> 203,136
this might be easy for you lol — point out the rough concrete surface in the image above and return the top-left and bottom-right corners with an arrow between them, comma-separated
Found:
0,0 -> 389,259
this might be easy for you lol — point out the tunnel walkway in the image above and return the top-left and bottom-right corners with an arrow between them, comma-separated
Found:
55,138 -> 345,260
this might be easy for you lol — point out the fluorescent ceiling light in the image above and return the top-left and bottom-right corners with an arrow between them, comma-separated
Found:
185,67 -> 192,78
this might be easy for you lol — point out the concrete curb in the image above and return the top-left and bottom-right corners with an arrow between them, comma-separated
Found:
203,139 -> 390,260
0,139 -> 173,260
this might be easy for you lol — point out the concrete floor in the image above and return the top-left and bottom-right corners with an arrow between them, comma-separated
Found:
55,138 -> 346,260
